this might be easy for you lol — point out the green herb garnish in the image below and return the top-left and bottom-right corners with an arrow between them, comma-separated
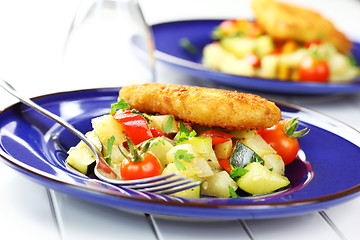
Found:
138,136 -> 166,150
229,186 -> 241,198
163,116 -> 174,134
349,55 -> 358,67
104,135 -> 115,165
229,165 -> 249,182
180,37 -> 197,55
110,98 -> 130,114
284,118 -> 310,139
175,121 -> 197,144
173,149 -> 194,171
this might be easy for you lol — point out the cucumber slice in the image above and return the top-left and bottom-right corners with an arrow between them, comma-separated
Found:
66,131 -> 102,175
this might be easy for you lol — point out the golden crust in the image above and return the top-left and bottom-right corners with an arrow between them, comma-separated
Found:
252,0 -> 351,54
119,83 -> 281,130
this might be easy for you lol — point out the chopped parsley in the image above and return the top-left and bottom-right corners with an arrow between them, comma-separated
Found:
229,165 -> 249,182
179,37 -> 197,55
110,99 -> 130,114
138,136 -> 166,150
109,99 -> 150,123
175,121 -> 197,144
229,186 -> 241,198
173,149 -> 194,171
349,55 -> 358,66
163,116 -> 174,134
104,135 -> 115,165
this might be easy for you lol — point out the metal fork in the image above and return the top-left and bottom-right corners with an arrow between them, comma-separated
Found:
0,80 -> 200,195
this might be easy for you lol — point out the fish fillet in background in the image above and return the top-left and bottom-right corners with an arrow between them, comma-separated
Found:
251,0 -> 351,54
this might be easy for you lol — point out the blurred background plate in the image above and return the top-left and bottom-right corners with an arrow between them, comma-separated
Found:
147,20 -> 360,95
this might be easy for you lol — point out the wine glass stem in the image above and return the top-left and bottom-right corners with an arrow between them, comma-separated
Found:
132,0 -> 157,83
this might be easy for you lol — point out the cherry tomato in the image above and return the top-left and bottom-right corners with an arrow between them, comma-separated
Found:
298,56 -> 330,82
257,118 -> 309,165
244,53 -> 261,67
219,20 -> 237,35
113,109 -> 153,145
120,152 -> 161,180
199,129 -> 233,145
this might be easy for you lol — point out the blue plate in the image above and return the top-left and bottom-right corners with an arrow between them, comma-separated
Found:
0,88 -> 360,220
150,20 -> 360,95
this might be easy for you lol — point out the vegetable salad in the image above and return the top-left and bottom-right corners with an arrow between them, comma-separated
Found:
66,99 -> 309,198
202,19 -> 359,82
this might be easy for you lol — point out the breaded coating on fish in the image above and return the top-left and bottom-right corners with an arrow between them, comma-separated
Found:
119,83 -> 281,130
252,0 -> 351,54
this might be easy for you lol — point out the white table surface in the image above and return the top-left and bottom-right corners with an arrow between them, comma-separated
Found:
0,0 -> 360,239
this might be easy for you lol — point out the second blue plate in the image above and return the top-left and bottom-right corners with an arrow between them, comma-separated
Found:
150,20 -> 360,95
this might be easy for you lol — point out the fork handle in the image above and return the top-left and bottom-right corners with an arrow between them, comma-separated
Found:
0,79 -> 97,160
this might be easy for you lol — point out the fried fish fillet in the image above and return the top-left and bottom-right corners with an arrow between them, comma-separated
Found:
251,0 -> 351,54
119,83 -> 281,130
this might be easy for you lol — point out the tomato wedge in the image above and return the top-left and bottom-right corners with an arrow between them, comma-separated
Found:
95,153 -> 119,180
218,158 -> 232,172
113,109 -> 153,145
97,154 -> 116,174
150,127 -> 167,138
199,129 -> 233,145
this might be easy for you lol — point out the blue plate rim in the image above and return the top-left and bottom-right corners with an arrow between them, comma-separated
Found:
0,87 -> 360,219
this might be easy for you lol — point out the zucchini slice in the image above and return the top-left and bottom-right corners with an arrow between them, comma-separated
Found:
229,140 -> 264,168
66,131 -> 102,175
85,130 -> 102,152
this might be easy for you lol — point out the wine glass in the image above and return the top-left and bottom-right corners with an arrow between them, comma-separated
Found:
61,0 -> 155,90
